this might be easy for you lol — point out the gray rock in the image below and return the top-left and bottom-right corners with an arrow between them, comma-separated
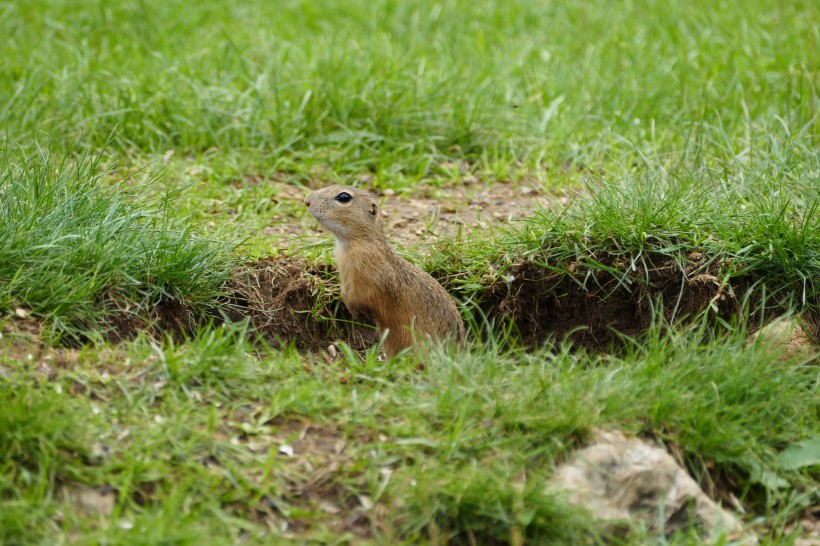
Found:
751,316 -> 818,361
549,430 -> 756,543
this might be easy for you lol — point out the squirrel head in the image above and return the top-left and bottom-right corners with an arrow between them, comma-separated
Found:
305,185 -> 382,244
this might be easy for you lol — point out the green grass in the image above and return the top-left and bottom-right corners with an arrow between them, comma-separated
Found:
506,135 -> 820,310
1,0 -> 816,185
0,322 -> 816,544
1,0 -> 819,543
0,148 -> 236,341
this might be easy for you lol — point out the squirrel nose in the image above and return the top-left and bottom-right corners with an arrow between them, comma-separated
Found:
305,198 -> 311,207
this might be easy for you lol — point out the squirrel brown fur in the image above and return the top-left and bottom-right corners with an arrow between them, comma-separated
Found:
305,185 -> 464,357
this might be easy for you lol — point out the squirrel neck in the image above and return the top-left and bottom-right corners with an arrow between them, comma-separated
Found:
334,228 -> 397,281
335,227 -> 393,258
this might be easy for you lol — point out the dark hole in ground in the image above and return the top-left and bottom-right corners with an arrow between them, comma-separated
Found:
478,254 -> 755,350
103,297 -> 194,343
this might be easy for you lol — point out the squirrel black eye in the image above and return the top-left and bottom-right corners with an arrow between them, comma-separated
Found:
335,192 -> 352,203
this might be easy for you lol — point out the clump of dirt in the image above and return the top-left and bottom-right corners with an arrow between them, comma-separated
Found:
480,253 -> 752,350
225,257 -> 378,352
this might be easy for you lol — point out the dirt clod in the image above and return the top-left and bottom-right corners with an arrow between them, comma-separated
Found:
227,257 -> 378,352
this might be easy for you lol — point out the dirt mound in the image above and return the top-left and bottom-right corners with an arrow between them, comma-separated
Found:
481,253 -> 750,350
226,257 -> 378,352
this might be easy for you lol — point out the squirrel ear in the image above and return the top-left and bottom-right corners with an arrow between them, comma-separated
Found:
370,202 -> 378,216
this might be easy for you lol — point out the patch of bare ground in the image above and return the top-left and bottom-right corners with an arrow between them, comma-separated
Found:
1,314 -> 82,368
3,298 -> 199,350
0,315 -> 45,376
1,315 -> 143,391
480,254 -> 716,349
252,178 -> 567,251
481,255 -> 819,352
374,181 -> 562,249
102,296 -> 196,343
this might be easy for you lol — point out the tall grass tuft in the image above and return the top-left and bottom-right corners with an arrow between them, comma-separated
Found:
510,136 -> 820,316
0,148 -> 236,340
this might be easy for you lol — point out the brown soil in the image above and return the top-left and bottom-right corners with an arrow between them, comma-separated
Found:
225,257 -> 379,352
102,297 -> 195,343
214,407 -> 375,538
373,181 -> 560,250
480,253 -> 749,350
248,418 -> 374,539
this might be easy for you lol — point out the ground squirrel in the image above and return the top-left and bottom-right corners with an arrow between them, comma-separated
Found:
305,185 -> 465,357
